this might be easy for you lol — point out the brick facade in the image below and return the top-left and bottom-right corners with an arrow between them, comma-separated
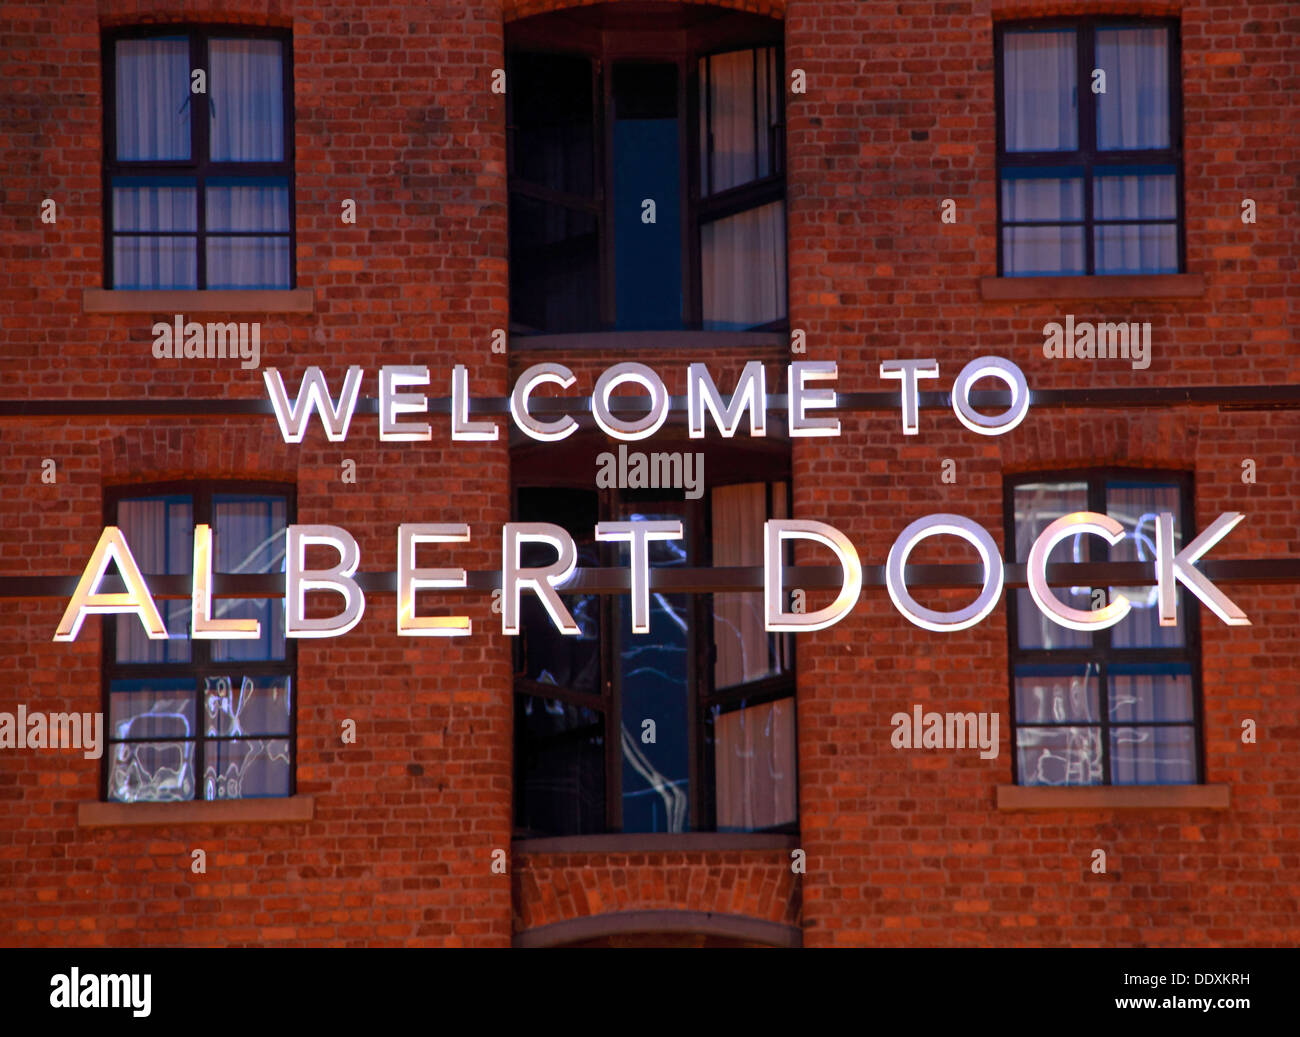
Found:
1,0 -> 1296,947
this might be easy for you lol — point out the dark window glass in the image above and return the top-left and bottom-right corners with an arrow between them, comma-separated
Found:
104,484 -> 294,802
1007,471 -> 1201,787
104,28 -> 293,289
612,63 -> 683,330
506,12 -> 785,334
996,20 -> 1181,276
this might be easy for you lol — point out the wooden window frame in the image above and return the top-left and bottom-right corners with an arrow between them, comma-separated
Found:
101,24 -> 296,290
1003,467 -> 1205,787
101,479 -> 297,803
993,16 -> 1184,277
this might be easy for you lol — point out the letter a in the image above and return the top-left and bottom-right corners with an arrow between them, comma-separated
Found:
54,527 -> 166,642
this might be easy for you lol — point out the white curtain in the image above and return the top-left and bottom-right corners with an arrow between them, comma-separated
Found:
1003,30 -> 1076,151
712,482 -> 769,688
115,498 -> 191,663
1096,27 -> 1169,150
702,200 -> 786,330
115,37 -> 190,160
703,48 -> 775,194
210,38 -> 284,161
715,698 -> 796,830
112,180 -> 197,289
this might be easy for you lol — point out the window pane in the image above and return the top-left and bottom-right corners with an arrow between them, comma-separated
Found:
214,495 -> 287,573
1014,664 -> 1100,724
109,740 -> 196,802
711,697 -> 796,830
509,52 -> 594,197
113,177 -> 197,231
515,696 -> 605,836
209,38 -> 285,161
1016,726 -> 1103,786
115,496 -> 193,662
712,482 -> 788,687
112,235 -> 197,289
115,36 -> 190,161
701,48 -> 777,195
1093,168 -> 1176,221
206,235 -> 290,289
1001,169 -> 1083,222
1109,726 -> 1195,784
1106,481 -> 1185,647
205,675 -> 291,737
1095,26 -> 1170,150
1002,225 -> 1085,276
617,508 -> 690,833
1012,482 -> 1091,649
109,678 -> 196,743
206,177 -> 290,231
508,194 -> 599,333
204,738 -> 290,799
1109,664 -> 1193,723
1003,29 -> 1077,152
1094,223 -> 1177,275
613,62 -> 682,330
701,200 -> 786,330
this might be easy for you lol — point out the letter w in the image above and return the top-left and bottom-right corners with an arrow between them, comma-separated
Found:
264,366 -> 364,443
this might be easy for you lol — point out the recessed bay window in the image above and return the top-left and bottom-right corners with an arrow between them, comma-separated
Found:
512,442 -> 795,836
506,5 -> 786,334
103,26 -> 294,289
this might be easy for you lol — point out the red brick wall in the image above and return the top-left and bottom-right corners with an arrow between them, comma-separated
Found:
1,0 -> 1297,947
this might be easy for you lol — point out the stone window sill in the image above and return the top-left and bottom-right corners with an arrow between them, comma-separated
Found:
513,832 -> 799,854
979,273 -> 1205,302
996,785 -> 1229,811
77,795 -> 314,827
82,288 -> 315,314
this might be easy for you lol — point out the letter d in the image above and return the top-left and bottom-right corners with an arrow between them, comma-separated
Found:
764,520 -> 862,632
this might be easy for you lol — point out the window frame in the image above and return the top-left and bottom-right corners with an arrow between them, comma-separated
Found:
101,23 -> 297,290
1003,466 -> 1205,787
510,437 -> 796,836
505,9 -> 787,334
101,479 -> 298,803
993,16 -> 1184,278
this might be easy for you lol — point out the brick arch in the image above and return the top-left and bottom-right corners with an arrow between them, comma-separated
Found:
504,0 -> 785,23
98,2 -> 291,28
99,422 -> 297,486
997,409 -> 1203,476
515,909 -> 801,947
991,1 -> 1181,17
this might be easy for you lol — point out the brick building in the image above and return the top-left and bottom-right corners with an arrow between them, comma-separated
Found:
1,0 -> 1297,949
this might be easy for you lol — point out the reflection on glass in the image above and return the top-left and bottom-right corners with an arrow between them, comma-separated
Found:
619,512 -> 690,833
515,696 -> 605,836
1016,726 -> 1103,786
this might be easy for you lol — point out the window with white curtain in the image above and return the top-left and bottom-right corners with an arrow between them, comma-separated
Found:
104,28 -> 293,289
996,19 -> 1181,277
103,483 -> 295,802
1006,470 -> 1202,787
506,8 -> 786,334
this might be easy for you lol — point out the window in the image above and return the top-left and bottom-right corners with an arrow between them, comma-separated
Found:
103,483 -> 295,802
506,6 -> 786,334
103,26 -> 294,289
512,454 -> 795,836
1005,470 -> 1203,786
995,19 -> 1182,276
